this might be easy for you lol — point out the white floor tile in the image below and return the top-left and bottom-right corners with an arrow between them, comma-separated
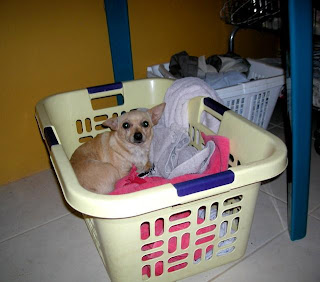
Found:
310,206 -> 320,220
0,213 -> 109,282
211,216 -> 320,282
0,169 -> 71,242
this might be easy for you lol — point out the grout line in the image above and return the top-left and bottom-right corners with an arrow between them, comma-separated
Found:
208,229 -> 287,281
260,189 -> 287,205
309,213 -> 320,221
309,203 -> 320,219
0,212 -> 71,245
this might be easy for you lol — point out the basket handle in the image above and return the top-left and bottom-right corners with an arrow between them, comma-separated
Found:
203,97 -> 229,115
173,170 -> 234,196
43,127 -> 59,151
87,82 -> 122,94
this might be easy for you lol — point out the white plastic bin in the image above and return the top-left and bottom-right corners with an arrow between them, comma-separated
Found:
147,59 -> 285,129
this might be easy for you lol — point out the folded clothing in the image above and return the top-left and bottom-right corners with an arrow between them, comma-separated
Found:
149,123 -> 215,179
205,71 -> 249,90
169,51 -> 198,78
168,51 -> 251,79
110,133 -> 229,195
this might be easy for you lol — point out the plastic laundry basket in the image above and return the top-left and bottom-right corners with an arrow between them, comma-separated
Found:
35,78 -> 287,282
147,59 -> 285,129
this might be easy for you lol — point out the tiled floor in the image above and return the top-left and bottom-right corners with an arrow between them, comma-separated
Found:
1,100 -> 320,282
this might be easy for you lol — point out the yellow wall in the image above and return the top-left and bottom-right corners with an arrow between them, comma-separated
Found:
0,0 -> 279,185
0,0 -> 114,184
128,0 -> 279,79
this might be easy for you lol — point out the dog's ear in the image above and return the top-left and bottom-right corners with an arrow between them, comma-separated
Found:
102,117 -> 118,130
148,103 -> 166,125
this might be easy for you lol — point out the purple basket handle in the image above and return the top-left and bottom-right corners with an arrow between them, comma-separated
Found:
87,82 -> 123,94
173,170 -> 235,196
44,127 -> 59,151
203,97 -> 230,115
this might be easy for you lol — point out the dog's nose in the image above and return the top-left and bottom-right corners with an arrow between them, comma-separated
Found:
134,132 -> 143,142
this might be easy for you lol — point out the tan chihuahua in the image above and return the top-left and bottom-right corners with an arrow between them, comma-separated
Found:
70,103 -> 166,194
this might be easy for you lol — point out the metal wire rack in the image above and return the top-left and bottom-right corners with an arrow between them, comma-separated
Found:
220,0 -> 281,29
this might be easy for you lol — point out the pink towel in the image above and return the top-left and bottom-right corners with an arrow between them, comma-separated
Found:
110,133 -> 229,195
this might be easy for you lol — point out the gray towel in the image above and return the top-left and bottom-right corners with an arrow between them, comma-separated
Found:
149,123 -> 215,179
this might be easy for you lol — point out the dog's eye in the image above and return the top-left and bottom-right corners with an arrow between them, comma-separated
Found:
122,122 -> 130,129
142,121 -> 149,128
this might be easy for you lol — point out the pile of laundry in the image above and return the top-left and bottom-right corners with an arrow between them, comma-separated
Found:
110,78 -> 230,195
155,50 -> 251,90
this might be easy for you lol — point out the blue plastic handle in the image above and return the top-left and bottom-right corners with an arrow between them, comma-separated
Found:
87,82 -> 123,94
173,170 -> 235,197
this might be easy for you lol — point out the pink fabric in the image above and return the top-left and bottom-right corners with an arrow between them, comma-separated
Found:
110,133 -> 229,195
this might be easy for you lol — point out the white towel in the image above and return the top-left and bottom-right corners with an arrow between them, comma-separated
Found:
149,123 -> 215,179
157,77 -> 222,133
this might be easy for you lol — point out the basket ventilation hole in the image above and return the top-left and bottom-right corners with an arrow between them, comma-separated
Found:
196,224 -> 216,236
155,218 -> 164,236
220,221 -> 228,238
140,222 -> 150,240
168,236 -> 177,253
141,240 -> 164,251
168,262 -> 188,273
142,265 -> 151,279
194,249 -> 202,264
190,126 -> 195,141
197,206 -> 206,224
79,136 -> 93,143
94,115 -> 108,122
168,253 -> 188,263
229,154 -> 234,163
181,233 -> 190,249
231,217 -> 240,234
76,120 -> 83,134
206,245 -> 214,260
217,246 -> 235,257
195,129 -> 200,144
155,261 -> 163,277
169,222 -> 190,233
223,195 -> 243,206
90,94 -> 123,111
142,251 -> 163,261
217,237 -> 237,257
237,160 -> 241,166
195,234 -> 215,246
94,115 -> 108,131
222,206 -> 241,217
85,118 -> 92,132
95,124 -> 105,131
210,203 -> 218,220
218,237 -> 237,248
169,210 -> 191,221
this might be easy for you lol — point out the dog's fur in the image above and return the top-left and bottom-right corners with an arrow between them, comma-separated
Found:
70,103 -> 166,194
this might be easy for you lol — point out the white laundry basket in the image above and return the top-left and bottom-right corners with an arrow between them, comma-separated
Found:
147,59 -> 285,129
